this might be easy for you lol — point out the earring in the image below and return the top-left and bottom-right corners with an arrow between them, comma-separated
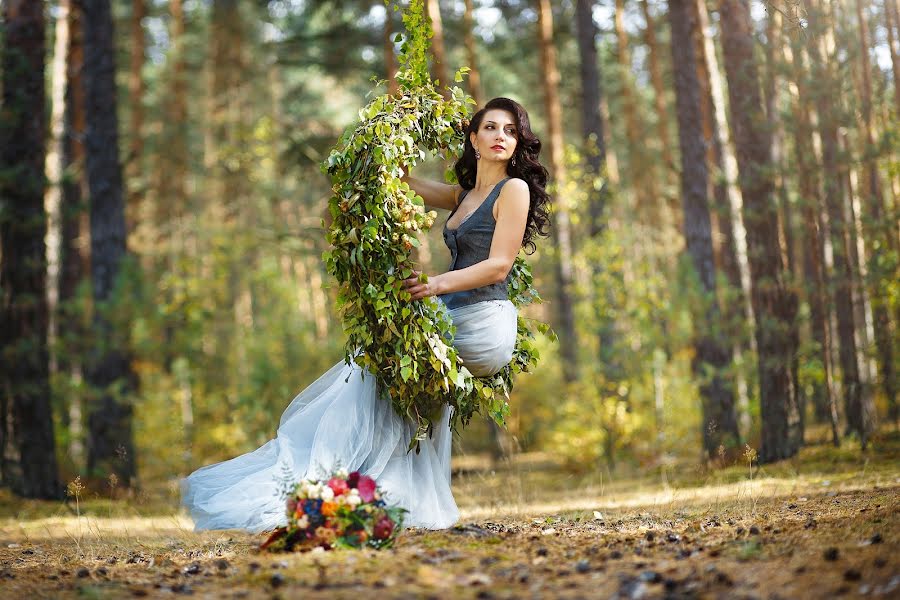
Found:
511,156 -> 517,167
474,148 -> 481,160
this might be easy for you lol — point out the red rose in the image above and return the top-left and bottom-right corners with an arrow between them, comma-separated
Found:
327,477 -> 350,496
373,515 -> 395,540
357,475 -> 377,502
347,471 -> 360,488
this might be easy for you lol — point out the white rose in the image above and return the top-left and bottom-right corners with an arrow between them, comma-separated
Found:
321,486 -> 335,501
297,515 -> 309,529
346,494 -> 362,507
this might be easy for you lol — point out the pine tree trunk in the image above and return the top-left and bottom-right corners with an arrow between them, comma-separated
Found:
45,0 -> 73,383
807,0 -> 869,446
614,0 -> 658,223
126,0 -> 146,221
537,0 -> 578,382
693,0 -> 752,434
668,0 -> 739,458
60,0 -> 88,466
718,0 -> 801,463
0,0 -> 62,499
640,0 -> 673,171
82,0 -> 138,486
855,0 -> 896,417
784,22 -> 840,444
384,6 -> 398,96
884,0 -> 900,114
764,8 -> 803,439
575,0 -> 620,380
424,0 -> 449,97
463,0 -> 484,107
575,0 -> 609,236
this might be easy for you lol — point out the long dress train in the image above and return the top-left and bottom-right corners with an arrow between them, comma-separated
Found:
180,299 -> 517,532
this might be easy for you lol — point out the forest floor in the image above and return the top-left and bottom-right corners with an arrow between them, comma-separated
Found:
1,431 -> 898,599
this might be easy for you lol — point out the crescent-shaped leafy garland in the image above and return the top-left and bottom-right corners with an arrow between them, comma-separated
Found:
319,0 -> 552,449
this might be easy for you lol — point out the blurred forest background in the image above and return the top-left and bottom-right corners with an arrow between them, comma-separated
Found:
0,0 -> 897,502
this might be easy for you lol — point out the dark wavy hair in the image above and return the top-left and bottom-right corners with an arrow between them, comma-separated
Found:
453,97 -> 551,254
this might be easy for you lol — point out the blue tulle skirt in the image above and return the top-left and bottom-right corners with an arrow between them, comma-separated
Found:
180,299 -> 517,532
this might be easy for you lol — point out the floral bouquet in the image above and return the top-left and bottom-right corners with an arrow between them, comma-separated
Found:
260,470 -> 405,552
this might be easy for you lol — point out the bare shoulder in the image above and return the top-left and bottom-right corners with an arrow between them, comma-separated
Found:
497,178 -> 530,207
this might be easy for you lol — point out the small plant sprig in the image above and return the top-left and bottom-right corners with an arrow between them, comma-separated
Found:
66,476 -> 85,518
321,0 -> 550,449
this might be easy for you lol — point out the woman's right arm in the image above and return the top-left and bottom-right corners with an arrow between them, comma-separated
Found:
401,173 -> 461,211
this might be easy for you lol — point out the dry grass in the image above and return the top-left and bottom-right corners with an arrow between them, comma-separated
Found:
1,433 -> 897,598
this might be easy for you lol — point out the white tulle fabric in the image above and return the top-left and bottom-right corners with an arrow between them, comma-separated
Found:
181,299 -> 517,532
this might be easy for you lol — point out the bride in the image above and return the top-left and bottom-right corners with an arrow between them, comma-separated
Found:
181,97 -> 551,532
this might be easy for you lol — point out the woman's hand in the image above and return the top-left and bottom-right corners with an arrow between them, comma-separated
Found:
402,270 -> 442,301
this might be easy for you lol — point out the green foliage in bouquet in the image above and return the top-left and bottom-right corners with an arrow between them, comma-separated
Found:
320,0 -> 551,449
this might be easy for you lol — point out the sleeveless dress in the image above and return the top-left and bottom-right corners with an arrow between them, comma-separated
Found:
180,178 -> 518,532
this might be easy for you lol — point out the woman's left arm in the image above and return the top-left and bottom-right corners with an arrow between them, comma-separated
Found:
403,179 -> 530,301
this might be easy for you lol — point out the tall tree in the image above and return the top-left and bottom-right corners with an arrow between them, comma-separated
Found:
462,0 -> 484,107
384,4 -> 399,95
59,0 -> 89,466
424,0 -> 449,96
884,0 -> 900,113
537,0 -> 578,382
614,0 -> 658,222
854,0 -> 896,413
574,0 -> 610,235
691,0 -> 751,434
806,0 -> 871,446
82,0 -> 138,485
668,0 -> 739,457
45,0 -> 74,382
763,8 -> 803,438
783,23 -> 840,445
719,0 -> 801,462
126,0 -> 146,218
640,0 -> 673,171
0,0 -> 62,498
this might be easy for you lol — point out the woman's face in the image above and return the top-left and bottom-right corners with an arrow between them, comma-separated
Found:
470,109 -> 518,165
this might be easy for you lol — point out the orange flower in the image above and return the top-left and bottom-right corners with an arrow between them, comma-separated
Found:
321,501 -> 339,517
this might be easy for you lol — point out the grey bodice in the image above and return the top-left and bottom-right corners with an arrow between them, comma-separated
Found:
439,178 -> 514,310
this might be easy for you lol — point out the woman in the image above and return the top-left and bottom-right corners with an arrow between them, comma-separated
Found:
181,97 -> 550,532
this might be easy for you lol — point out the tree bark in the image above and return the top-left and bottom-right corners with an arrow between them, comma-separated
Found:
0,0 -> 62,499
424,0 -> 450,97
718,0 -> 800,463
640,0 -> 673,171
763,8 -> 803,440
82,0 -> 139,486
806,0 -> 870,446
614,0 -> 658,223
537,0 -> 578,382
126,0 -> 146,221
575,0 -> 622,381
45,0 -> 73,383
463,0 -> 484,107
668,0 -> 739,458
854,0 -> 896,417
575,0 -> 610,236
884,0 -> 900,114
384,5 -> 399,95
693,0 -> 752,434
784,22 -> 840,444
59,0 -> 89,466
